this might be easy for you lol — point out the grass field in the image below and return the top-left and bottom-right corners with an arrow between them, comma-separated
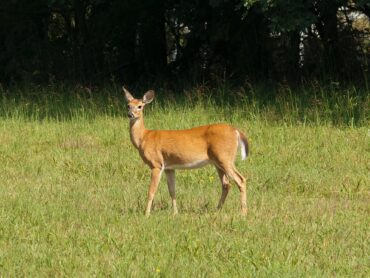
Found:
0,85 -> 369,276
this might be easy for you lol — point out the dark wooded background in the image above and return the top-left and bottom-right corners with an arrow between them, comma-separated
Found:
0,0 -> 369,86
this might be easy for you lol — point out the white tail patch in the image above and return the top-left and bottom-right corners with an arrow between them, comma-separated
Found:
237,131 -> 247,160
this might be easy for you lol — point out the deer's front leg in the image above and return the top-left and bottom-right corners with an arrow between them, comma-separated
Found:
165,170 -> 178,215
145,168 -> 162,216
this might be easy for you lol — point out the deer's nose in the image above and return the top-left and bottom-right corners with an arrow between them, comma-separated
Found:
128,111 -> 134,118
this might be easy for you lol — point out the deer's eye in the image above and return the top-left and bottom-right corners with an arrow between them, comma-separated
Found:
127,105 -> 130,109
138,106 -> 142,109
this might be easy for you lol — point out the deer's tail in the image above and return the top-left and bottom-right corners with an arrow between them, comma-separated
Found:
237,130 -> 249,160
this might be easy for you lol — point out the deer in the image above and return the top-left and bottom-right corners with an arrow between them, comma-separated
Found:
123,87 -> 249,216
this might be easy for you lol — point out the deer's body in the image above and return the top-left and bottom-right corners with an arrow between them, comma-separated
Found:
124,88 -> 249,216
131,122 -> 247,170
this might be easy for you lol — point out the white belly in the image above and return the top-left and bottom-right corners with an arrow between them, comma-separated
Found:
165,160 -> 210,170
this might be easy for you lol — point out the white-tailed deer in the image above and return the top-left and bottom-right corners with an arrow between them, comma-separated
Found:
123,87 -> 249,216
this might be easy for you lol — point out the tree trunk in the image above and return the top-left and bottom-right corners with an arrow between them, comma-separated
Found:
288,31 -> 301,80
315,2 -> 342,77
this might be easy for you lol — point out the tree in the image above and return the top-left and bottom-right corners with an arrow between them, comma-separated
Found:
0,0 -> 368,85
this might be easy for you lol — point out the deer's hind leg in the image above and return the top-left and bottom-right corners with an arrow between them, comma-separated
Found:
216,167 -> 231,210
209,134 -> 247,215
225,166 -> 247,215
214,160 -> 247,215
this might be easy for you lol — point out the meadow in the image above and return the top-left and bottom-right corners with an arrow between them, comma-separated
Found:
0,84 -> 369,276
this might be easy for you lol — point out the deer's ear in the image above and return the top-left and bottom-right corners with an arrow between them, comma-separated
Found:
143,90 -> 155,104
123,86 -> 134,102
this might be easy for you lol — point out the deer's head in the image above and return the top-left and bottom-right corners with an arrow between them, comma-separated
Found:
123,87 -> 155,121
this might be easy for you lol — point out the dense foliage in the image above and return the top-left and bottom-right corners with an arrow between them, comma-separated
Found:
0,0 -> 369,85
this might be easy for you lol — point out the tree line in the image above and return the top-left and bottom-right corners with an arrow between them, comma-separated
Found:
0,0 -> 369,85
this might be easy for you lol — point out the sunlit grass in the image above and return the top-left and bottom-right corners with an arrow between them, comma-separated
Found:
0,85 -> 369,275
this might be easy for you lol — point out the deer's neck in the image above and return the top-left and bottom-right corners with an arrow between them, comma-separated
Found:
129,118 -> 147,149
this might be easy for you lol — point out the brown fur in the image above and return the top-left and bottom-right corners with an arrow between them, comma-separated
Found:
123,87 -> 249,216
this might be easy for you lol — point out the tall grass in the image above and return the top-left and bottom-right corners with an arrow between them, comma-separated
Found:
0,83 -> 368,126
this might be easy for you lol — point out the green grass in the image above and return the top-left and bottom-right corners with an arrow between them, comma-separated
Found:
0,85 -> 369,276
